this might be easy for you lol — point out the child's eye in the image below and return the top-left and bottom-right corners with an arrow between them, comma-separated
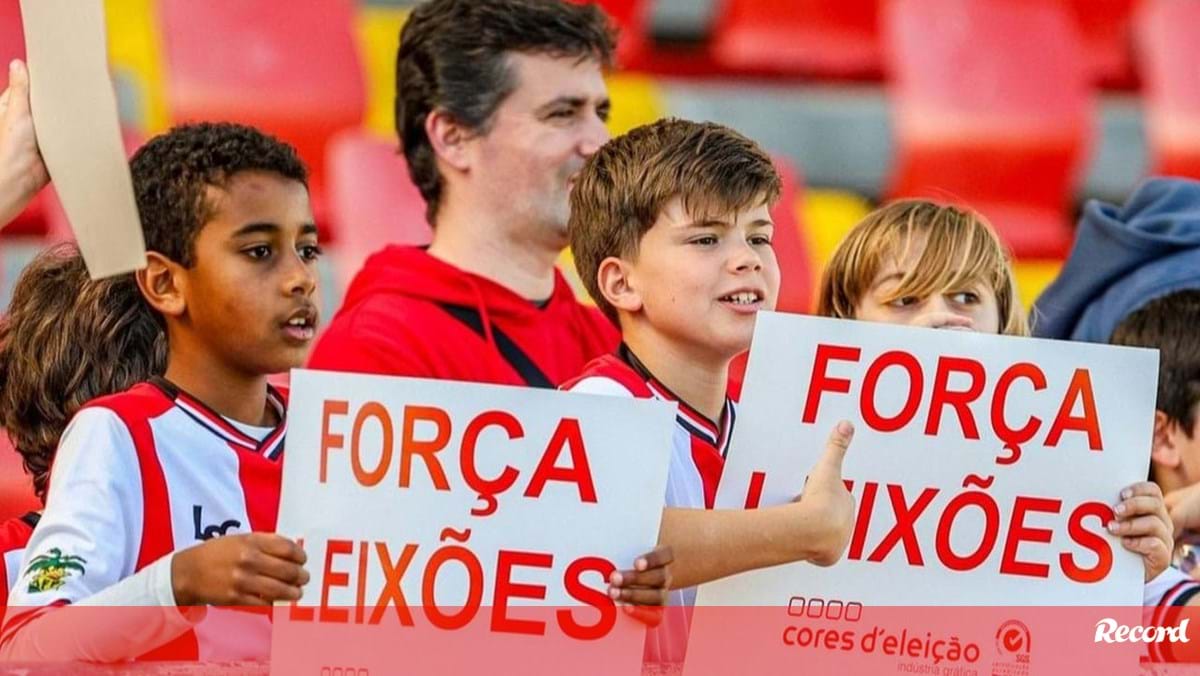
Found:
749,234 -> 773,246
690,235 -> 719,246
299,244 -> 323,262
244,245 -> 272,260
887,295 -> 920,308
949,291 -> 980,305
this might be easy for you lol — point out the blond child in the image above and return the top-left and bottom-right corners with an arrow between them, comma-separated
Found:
816,199 -> 1181,608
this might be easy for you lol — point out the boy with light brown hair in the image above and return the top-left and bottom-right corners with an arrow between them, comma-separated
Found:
564,119 -> 856,638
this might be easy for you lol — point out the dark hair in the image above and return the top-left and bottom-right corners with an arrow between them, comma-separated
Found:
129,122 -> 308,267
0,244 -> 167,501
395,0 -> 615,223
1111,289 -> 1200,437
569,118 -> 781,324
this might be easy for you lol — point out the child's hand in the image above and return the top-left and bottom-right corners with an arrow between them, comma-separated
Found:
1107,481 -> 1172,582
795,420 -> 856,566
0,60 -> 49,226
608,545 -> 673,627
171,533 -> 309,606
1166,482 -> 1200,539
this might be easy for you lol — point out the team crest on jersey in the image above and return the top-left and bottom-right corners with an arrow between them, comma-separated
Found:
24,547 -> 87,593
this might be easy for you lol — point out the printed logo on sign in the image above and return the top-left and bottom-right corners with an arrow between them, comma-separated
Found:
24,547 -> 86,593
193,504 -> 241,541
993,619 -> 1031,676
1094,618 -> 1190,644
995,619 -> 1030,655
786,596 -> 863,622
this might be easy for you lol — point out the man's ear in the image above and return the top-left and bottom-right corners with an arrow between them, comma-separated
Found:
1151,410 -> 1183,469
136,252 -> 187,320
597,256 -> 642,316
425,108 -> 473,173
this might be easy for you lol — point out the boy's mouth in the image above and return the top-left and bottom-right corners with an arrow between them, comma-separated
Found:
281,306 -> 318,343
717,290 -> 765,312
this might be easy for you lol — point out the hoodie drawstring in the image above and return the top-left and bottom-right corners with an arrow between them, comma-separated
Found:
465,274 -> 500,359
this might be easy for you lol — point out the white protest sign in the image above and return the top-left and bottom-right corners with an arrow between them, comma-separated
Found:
272,369 -> 675,675
683,314 -> 1157,675
20,0 -> 146,278
696,313 -> 1157,607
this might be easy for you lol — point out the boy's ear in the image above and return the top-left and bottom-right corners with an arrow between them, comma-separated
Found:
136,252 -> 187,320
425,108 -> 472,173
596,256 -> 642,315
1151,410 -> 1182,469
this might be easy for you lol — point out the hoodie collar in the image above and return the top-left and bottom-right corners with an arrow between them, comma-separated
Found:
340,245 -> 575,320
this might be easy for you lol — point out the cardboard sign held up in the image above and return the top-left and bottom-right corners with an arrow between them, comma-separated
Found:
684,313 -> 1158,674
20,0 -> 145,278
272,369 -> 675,675
699,313 -> 1158,608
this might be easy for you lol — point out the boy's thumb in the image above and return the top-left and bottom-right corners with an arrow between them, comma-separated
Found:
815,420 -> 854,478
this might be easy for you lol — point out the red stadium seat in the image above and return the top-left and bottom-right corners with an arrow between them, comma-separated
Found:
884,0 -> 1093,258
770,156 -> 814,315
0,0 -> 23,85
157,0 -> 365,241
1061,0 -> 1141,88
711,0 -> 883,79
1135,0 -> 1200,180
0,433 -> 38,523
325,130 -> 430,291
0,0 -> 49,238
568,0 -> 651,70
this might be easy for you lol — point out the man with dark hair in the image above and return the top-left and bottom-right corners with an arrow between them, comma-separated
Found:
306,0 -> 672,625
309,0 -> 620,387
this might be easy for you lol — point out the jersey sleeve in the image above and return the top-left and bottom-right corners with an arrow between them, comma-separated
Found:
1145,566 -> 1200,609
0,408 -> 201,660
5,407 -> 144,611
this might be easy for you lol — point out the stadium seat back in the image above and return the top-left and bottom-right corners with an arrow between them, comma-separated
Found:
158,0 -> 365,224
567,0 -> 649,70
0,0 -> 24,86
884,0 -> 1092,257
770,156 -> 814,315
325,130 -> 430,292
712,0 -> 882,78
1136,0 -> 1200,179
1061,0 -> 1141,87
0,0 -> 48,237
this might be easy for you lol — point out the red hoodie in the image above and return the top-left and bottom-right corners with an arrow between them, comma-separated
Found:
308,246 -> 619,387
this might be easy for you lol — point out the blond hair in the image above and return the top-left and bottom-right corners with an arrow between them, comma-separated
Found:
817,200 -> 1027,336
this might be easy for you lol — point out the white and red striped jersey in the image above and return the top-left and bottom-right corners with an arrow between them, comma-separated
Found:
1144,567 -> 1200,662
0,512 -> 38,626
563,347 -> 735,511
1,378 -> 287,661
563,347 -> 736,664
